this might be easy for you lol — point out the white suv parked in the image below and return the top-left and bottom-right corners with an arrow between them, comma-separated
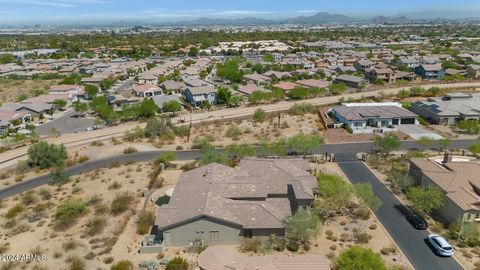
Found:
427,234 -> 453,257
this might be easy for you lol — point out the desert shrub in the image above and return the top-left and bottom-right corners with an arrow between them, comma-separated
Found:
253,108 -> 267,122
123,146 -> 138,154
286,240 -> 299,252
5,204 -> 25,219
86,217 -> 107,236
239,238 -> 262,253
225,125 -> 242,139
9,222 -> 30,235
108,181 -> 122,190
173,125 -> 189,137
62,239 -> 80,251
110,192 -> 134,215
353,231 -> 372,244
49,167 -> 70,185
180,161 -> 197,171
136,210 -> 155,234
103,257 -> 114,264
289,103 -> 316,115
38,188 -> 52,200
369,223 -> 377,230
55,198 -> 87,224
111,260 -> 134,270
21,191 -> 37,205
166,257 -> 188,270
192,134 -> 215,149
66,256 -> 85,270
77,156 -> 89,163
16,160 -> 30,173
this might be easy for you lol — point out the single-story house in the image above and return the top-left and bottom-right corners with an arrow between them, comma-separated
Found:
329,102 -> 418,133
409,154 -> 480,224
0,120 -> 11,134
237,84 -> 270,96
415,64 -> 445,80
133,84 -> 163,98
138,73 -> 157,85
0,102 -> 57,116
152,95 -> 182,112
410,93 -> 480,125
334,74 -> 366,88
296,79 -> 331,89
160,80 -> 185,94
0,110 -> 31,125
49,84 -> 84,95
154,159 -> 316,246
183,86 -> 217,107
107,95 -> 140,110
262,71 -> 291,80
198,246 -> 329,270
272,81 -> 299,91
242,74 -> 272,85
334,65 -> 357,74
184,78 -> 212,88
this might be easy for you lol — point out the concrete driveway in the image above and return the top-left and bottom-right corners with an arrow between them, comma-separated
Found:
399,125 -> 444,140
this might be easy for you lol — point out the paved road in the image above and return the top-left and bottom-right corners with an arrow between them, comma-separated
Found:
1,81 -> 479,170
0,139 -> 477,200
337,159 -> 464,270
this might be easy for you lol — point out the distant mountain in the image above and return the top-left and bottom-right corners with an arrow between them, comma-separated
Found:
371,15 -> 411,24
171,17 -> 277,26
285,12 -> 355,24
395,10 -> 480,20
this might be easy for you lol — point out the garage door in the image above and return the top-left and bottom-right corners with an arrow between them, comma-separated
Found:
401,118 -> 416,125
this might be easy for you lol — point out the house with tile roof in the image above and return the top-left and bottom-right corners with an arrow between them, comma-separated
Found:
409,154 -> 480,224
154,159 -> 316,246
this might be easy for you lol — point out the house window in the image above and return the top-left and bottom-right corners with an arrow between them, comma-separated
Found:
475,212 -> 480,219
209,231 -> 219,243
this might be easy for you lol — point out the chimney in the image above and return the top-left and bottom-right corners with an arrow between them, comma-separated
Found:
443,151 -> 452,164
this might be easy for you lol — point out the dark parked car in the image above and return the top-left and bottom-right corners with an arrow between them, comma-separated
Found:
407,213 -> 428,229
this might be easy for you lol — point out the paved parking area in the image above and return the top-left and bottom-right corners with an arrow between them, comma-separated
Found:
399,125 -> 443,140
35,111 -> 97,136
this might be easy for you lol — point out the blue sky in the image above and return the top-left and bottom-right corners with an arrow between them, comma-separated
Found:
0,0 -> 479,23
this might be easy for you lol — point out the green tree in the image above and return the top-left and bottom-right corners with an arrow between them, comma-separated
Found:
287,134 -> 324,155
257,139 -> 287,157
285,209 -> 320,247
217,59 -> 243,82
406,185 -> 444,215
373,134 -> 401,156
199,146 -> 229,166
227,95 -> 244,107
162,100 -> 182,113
316,173 -> 353,214
354,183 -> 381,211
0,53 -> 16,64
28,142 -> 68,169
53,99 -> 67,109
287,86 -> 309,100
72,101 -> 88,112
217,86 -> 232,105
437,138 -> 452,151
166,257 -> 188,270
253,108 -> 267,122
136,99 -> 158,119
334,246 -> 387,270
85,84 -> 99,97
470,140 -> 480,155
144,117 -> 171,139
457,120 -> 480,134
389,172 -> 413,192
225,143 -> 256,158
263,54 -> 275,63
330,83 -> 347,95
188,47 -> 199,57
416,136 -> 434,150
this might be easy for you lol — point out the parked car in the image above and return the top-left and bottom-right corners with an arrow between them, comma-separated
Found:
427,234 -> 453,257
406,213 -> 428,230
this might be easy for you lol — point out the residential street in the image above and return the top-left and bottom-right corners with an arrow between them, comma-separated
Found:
337,159 -> 464,270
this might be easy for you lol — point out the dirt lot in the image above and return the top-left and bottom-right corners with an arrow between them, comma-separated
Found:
0,78 -> 59,103
325,128 -> 411,144
0,160 -> 185,270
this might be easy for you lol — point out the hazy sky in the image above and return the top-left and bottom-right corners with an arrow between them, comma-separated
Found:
0,0 -> 479,23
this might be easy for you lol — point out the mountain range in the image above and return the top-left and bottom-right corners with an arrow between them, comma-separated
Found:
156,10 -> 480,26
